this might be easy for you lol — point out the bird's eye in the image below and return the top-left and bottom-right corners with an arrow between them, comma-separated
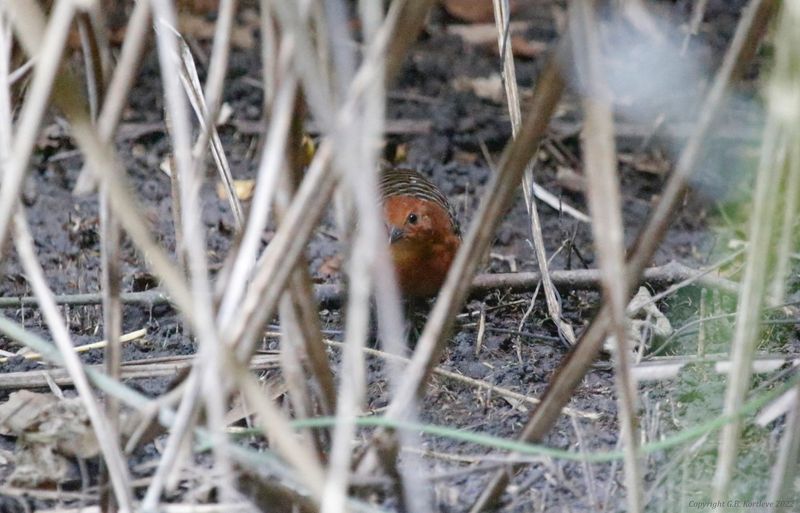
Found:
407,213 -> 418,225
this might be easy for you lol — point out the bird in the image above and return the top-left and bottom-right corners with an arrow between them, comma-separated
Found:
379,167 -> 461,299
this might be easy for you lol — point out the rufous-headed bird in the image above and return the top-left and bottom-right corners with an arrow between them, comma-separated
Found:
379,167 -> 461,299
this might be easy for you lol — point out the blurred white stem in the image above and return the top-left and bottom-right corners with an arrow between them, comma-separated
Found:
571,0 -> 643,507
140,372 -> 202,511
259,0 -> 278,110
217,66 -> 297,329
268,0 -> 334,130
148,1 -> 235,504
0,12 -> 12,169
768,141 -> 800,304
713,123 -> 786,500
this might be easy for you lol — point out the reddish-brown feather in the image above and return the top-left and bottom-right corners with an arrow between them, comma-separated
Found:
380,168 -> 461,298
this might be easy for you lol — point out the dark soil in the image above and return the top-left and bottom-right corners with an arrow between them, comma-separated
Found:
1,2 -> 794,512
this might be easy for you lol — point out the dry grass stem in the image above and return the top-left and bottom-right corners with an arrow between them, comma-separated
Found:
713,0 -> 792,498
147,2 -> 235,505
246,70 -> 338,420
275,87 -> 335,441
0,353 -> 280,390
74,1 -> 151,194
216,66 -> 297,330
0,0 -> 75,258
768,132 -> 800,304
0,12 -> 12,169
316,2 -> 419,509
492,0 -> 576,346
570,3 -> 642,510
226,140 -> 336,359
175,29 -> 244,231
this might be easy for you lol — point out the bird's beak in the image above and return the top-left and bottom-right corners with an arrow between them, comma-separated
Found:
389,226 -> 405,244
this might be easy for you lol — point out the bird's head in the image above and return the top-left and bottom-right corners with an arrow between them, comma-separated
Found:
383,195 -> 453,248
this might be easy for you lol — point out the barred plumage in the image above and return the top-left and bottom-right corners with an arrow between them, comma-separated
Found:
379,167 -> 461,237
379,166 -> 462,298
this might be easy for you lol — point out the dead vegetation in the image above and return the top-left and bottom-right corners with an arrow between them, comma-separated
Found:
0,1 -> 798,512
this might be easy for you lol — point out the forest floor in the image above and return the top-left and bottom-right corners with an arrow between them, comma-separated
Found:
1,1 -> 797,512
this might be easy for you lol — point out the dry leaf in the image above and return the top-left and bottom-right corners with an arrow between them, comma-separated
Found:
452,74 -> 504,103
217,179 -> 255,202
555,166 -> 585,193
0,390 -> 56,436
10,443 -> 73,487
0,390 -> 100,459
510,35 -> 547,59
317,254 -> 343,278
447,21 -> 529,46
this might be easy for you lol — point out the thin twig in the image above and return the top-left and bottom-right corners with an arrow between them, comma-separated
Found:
492,0 -> 576,346
0,328 -> 146,364
0,262 -> 739,310
176,27 -> 244,231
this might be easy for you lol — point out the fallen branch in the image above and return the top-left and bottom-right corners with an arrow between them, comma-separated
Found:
0,328 -> 146,363
0,261 -> 738,310
0,353 -> 280,390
